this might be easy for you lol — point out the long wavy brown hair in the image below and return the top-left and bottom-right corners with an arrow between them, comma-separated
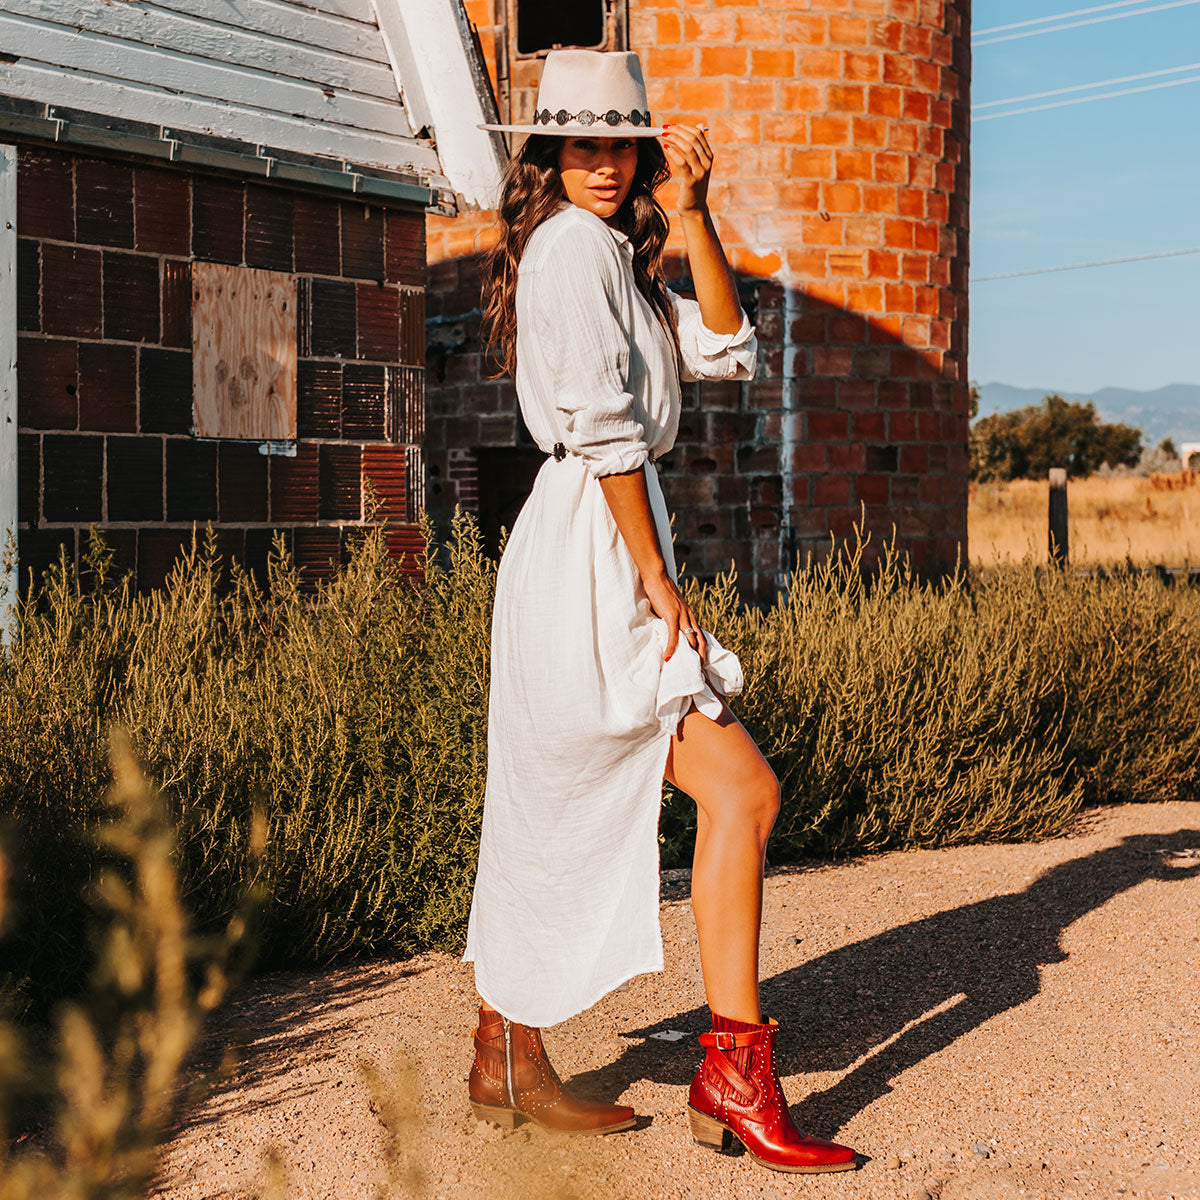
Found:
479,134 -> 680,378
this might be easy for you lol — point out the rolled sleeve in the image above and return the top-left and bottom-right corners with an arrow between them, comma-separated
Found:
668,289 -> 758,384
528,224 -> 651,478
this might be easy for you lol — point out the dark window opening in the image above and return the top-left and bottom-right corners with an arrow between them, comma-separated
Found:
475,447 -> 545,558
516,0 -> 606,55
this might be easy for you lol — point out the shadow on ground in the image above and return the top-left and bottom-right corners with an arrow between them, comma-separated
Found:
170,959 -> 436,1135
570,830 -> 1200,1137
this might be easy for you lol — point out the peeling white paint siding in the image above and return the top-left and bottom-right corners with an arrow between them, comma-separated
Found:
376,0 -> 507,209
0,0 -> 504,208
0,144 -> 16,644
0,0 -> 443,179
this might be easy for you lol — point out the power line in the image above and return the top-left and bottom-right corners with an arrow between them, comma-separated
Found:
977,0 -> 1186,34
974,0 -> 1200,45
976,60 -> 1200,108
972,246 -> 1200,282
974,72 -> 1200,118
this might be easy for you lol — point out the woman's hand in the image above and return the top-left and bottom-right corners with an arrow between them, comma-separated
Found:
661,124 -> 742,334
643,568 -> 708,667
597,469 -> 708,667
662,123 -> 713,215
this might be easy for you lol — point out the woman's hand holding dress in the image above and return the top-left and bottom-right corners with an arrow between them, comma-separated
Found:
596,471 -> 708,666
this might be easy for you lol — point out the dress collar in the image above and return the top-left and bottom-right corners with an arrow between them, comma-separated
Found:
603,222 -> 633,254
559,202 -> 634,259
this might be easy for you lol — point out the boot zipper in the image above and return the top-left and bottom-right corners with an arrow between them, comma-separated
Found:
502,1017 -> 516,1107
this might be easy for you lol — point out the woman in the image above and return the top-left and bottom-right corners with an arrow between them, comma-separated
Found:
462,49 -> 858,1175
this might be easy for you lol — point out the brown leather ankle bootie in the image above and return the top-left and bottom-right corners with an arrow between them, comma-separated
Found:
687,1012 -> 858,1173
468,1005 -> 636,1135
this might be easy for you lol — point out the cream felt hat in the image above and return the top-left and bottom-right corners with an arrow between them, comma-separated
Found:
479,49 -> 663,137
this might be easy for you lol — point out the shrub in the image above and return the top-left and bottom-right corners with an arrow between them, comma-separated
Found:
970,394 -> 1142,482
2,513 -> 1198,1018
661,531 -> 1200,862
0,514 -> 492,1019
0,732 -> 258,1198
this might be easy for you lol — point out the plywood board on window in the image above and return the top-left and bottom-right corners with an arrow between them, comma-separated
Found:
192,260 -> 298,440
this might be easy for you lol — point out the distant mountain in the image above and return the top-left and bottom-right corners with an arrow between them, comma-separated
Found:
976,383 -> 1200,447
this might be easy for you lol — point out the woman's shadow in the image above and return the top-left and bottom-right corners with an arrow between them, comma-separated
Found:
568,830 -> 1200,1135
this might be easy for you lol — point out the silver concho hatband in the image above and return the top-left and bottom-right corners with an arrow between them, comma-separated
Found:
534,108 -> 653,129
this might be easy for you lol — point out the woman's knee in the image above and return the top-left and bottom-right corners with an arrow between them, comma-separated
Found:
705,765 -> 780,839
751,768 -> 782,836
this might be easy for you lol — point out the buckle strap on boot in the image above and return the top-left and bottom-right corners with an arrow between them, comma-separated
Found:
475,1008 -> 508,1041
697,1030 -> 762,1105
473,1035 -> 507,1064
699,1028 -> 767,1050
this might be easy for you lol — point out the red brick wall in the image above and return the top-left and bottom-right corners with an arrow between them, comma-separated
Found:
14,143 -> 427,591
429,0 -> 970,600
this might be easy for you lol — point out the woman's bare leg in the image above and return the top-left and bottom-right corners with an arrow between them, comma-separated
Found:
664,699 -> 780,1024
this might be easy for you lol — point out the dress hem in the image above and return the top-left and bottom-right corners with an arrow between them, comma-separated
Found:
461,726 -> 674,1031
462,953 -> 667,1030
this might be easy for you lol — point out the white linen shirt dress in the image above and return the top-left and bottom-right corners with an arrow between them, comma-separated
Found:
462,203 -> 759,1028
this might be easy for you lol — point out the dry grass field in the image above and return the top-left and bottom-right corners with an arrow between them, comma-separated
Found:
969,470 -> 1200,567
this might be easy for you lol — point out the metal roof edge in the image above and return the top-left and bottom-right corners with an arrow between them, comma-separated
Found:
377,0 -> 507,210
0,109 -> 440,208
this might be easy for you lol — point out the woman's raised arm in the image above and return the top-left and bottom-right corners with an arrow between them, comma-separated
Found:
663,124 -> 742,335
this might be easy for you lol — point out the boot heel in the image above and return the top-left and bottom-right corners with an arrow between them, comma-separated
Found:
688,1105 -> 732,1151
470,1101 -> 522,1130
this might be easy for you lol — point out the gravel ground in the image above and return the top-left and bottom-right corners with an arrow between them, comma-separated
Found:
152,800 -> 1200,1200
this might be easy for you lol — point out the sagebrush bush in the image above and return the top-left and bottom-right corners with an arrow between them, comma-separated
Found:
2,512 -> 1198,1018
0,515 -> 491,1018
662,532 -> 1200,861
0,732 -> 258,1199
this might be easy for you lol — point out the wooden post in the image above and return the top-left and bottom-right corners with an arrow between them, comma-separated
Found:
0,144 -> 17,644
1048,467 -> 1069,565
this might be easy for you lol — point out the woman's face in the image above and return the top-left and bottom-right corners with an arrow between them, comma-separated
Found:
556,136 -> 640,224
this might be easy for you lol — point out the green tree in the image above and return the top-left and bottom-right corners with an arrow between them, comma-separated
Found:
969,394 -> 1142,482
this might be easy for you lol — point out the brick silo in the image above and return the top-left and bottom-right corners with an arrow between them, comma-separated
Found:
426,0 -> 972,600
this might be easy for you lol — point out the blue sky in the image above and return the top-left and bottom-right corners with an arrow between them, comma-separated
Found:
969,0 -> 1200,393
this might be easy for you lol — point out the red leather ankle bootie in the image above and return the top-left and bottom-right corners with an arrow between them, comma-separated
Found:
468,1006 -> 636,1135
687,1013 -> 858,1173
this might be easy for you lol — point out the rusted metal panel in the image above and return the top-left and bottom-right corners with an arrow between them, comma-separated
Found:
318,442 -> 362,521
356,282 -> 400,362
342,362 -> 386,440
309,277 -> 356,359
161,260 -> 191,349
398,286 -> 424,366
106,436 -> 164,522
269,443 -> 319,522
389,363 -> 424,444
297,359 -> 341,438
362,443 -> 406,521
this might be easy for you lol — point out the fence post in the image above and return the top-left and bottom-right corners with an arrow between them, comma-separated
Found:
1048,467 -> 1069,565
0,144 -> 17,644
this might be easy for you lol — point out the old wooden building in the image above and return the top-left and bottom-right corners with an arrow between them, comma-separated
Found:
0,0 -> 504,601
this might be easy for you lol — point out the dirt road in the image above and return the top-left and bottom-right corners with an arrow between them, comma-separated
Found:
153,801 -> 1200,1200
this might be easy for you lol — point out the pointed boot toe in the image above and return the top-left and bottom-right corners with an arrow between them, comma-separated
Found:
686,1014 -> 860,1174
467,1006 -> 636,1136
